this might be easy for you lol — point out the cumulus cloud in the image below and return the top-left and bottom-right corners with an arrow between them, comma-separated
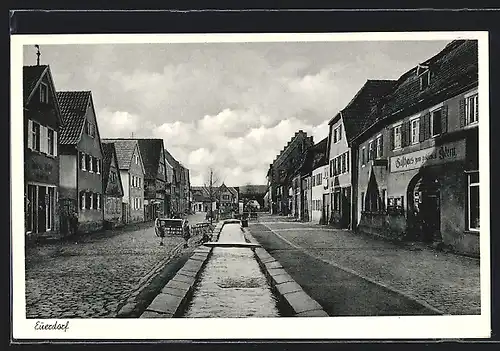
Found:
31,40 -> 451,186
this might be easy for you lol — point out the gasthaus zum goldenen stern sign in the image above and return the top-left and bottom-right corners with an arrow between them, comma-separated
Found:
390,140 -> 466,173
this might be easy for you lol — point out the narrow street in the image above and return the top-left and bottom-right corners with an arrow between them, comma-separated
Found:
25,214 -> 207,319
247,214 -> 481,316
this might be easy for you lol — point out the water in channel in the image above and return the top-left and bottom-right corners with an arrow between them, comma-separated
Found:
182,223 -> 281,318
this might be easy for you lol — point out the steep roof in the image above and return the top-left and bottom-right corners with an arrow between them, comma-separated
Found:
333,80 -> 397,142
101,142 -> 124,195
102,138 -> 139,170
355,40 -> 478,141
311,137 -> 329,170
23,65 -> 48,105
57,91 -> 91,144
136,139 -> 164,179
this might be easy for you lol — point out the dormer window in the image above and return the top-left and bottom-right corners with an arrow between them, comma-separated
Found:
85,121 -> 95,138
419,70 -> 430,90
40,83 -> 49,103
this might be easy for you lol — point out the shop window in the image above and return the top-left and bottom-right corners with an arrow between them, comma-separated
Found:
410,118 -> 420,144
468,172 -> 480,231
465,94 -> 479,125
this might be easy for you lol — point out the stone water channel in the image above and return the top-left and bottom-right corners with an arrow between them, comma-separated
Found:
181,222 -> 282,317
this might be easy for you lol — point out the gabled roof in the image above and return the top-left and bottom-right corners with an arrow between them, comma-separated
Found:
331,80 -> 397,143
354,40 -> 478,142
135,139 -> 165,179
101,142 -> 124,196
102,138 -> 141,171
23,65 -> 64,125
57,91 -> 92,144
23,65 -> 48,105
311,137 -> 329,170
164,148 -> 181,182
219,183 -> 238,197
238,185 -> 268,195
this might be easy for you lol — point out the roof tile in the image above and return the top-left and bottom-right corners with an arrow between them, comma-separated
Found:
56,91 -> 91,144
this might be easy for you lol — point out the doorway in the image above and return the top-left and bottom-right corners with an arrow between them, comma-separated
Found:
408,174 -> 441,242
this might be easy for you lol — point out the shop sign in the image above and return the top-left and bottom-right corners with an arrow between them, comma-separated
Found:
390,140 -> 466,173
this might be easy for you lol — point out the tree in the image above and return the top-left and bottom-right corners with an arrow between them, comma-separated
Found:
203,168 -> 221,224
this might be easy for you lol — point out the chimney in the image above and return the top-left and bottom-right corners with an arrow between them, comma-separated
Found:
35,45 -> 41,66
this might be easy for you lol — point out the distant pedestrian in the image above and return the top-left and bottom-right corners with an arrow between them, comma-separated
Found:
183,220 -> 190,248
155,218 -> 165,246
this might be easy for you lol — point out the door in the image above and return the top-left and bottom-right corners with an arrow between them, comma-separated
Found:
323,194 -> 329,224
27,184 -> 37,233
38,186 -> 47,233
342,187 -> 352,228
410,175 -> 441,242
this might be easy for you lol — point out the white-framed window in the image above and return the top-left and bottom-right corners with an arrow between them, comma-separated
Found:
333,125 -> 342,143
29,121 -> 41,151
341,153 -> 346,173
96,159 -> 101,174
468,171 -> 480,231
89,156 -> 94,173
419,70 -> 430,90
80,152 -> 86,171
86,121 -> 95,138
393,124 -> 402,150
345,151 -> 349,172
361,147 -> 366,166
375,134 -> 383,158
96,193 -> 101,210
39,82 -> 49,103
368,140 -> 374,161
46,128 -> 56,156
431,108 -> 443,137
410,118 -> 420,145
465,93 -> 479,125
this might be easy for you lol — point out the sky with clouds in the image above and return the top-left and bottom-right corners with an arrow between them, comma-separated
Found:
23,39 -> 450,186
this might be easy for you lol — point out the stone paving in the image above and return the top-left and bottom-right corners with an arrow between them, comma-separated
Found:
25,215 -> 208,319
252,215 -> 481,315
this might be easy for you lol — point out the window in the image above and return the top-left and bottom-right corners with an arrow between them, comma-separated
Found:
80,192 -> 85,209
96,159 -> 101,174
80,152 -> 86,171
361,192 -> 365,211
431,109 -> 442,137
329,159 -> 334,177
40,83 -> 49,103
368,141 -> 374,161
411,118 -> 420,144
346,151 -> 349,172
361,147 -> 366,165
85,192 -> 92,210
333,125 -> 342,143
420,70 -> 430,90
86,121 -> 95,138
393,124 -> 402,149
341,153 -> 346,173
374,135 -> 382,159
468,172 -> 480,231
47,129 -> 54,155
465,94 -> 479,125
85,154 -> 92,172
31,121 -> 41,151
93,192 -> 98,210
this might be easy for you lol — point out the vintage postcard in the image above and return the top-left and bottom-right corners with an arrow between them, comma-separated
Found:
11,31 -> 490,340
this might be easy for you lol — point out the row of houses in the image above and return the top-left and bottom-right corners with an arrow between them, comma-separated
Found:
266,40 -> 480,256
191,184 -> 268,213
24,63 -> 191,240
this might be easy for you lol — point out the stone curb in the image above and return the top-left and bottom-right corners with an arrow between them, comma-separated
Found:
137,224 -> 225,319
242,227 -> 329,317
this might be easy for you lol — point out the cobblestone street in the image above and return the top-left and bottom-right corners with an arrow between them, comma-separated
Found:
251,215 -> 481,315
25,216 -> 206,319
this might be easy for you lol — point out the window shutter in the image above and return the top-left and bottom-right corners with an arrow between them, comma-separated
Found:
441,105 -> 448,133
379,134 -> 384,158
27,120 -> 33,150
419,115 -> 425,142
475,96 -> 479,122
423,113 -> 431,140
459,98 -> 466,127
390,128 -> 394,150
400,123 -> 406,147
53,131 -> 58,157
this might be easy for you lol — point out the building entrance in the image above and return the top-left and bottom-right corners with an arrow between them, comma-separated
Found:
408,174 -> 441,242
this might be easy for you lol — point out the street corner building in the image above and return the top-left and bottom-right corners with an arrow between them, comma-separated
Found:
136,139 -> 168,221
23,64 -> 62,240
57,90 -> 105,234
101,142 -> 124,229
102,138 -> 146,224
352,40 -> 479,256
